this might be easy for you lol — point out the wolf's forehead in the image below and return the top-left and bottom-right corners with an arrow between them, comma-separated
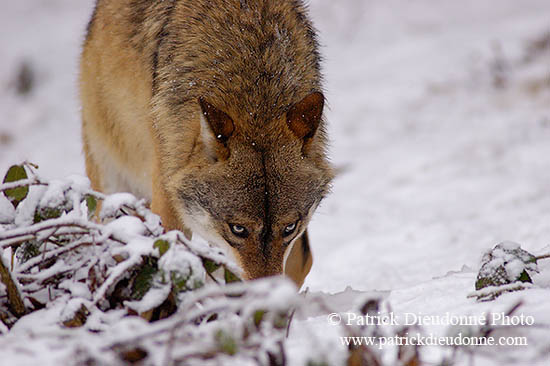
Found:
258,157 -> 313,209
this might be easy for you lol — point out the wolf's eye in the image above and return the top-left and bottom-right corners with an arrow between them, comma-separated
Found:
283,222 -> 297,237
230,224 -> 249,238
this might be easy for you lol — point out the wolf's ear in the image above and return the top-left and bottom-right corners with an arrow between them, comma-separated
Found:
198,97 -> 234,144
286,92 -> 324,141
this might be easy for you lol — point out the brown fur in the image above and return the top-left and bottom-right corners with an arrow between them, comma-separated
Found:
80,0 -> 333,288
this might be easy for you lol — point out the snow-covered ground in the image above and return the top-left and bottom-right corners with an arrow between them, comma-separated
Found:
1,0 -> 550,365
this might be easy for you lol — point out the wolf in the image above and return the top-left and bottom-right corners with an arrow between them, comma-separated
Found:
80,0 -> 333,287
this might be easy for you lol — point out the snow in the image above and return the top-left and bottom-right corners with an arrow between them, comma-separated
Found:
1,0 -> 550,365
124,284 -> 172,314
13,185 -> 46,227
100,192 -> 139,218
0,195 -> 15,224
158,243 -> 206,290
59,298 -> 91,322
499,241 -> 521,251
59,279 -> 92,300
106,215 -> 148,240
505,258 -> 528,280
39,179 -> 69,208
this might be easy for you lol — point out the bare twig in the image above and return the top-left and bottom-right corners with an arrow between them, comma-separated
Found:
15,236 -> 104,273
0,235 -> 36,249
535,253 -> 550,261
286,287 -> 308,338
0,217 -> 100,242
467,283 -> 534,301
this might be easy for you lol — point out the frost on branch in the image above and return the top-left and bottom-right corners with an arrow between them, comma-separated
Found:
0,163 -> 296,365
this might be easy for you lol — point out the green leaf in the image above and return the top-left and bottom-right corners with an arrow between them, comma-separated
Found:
202,259 -> 220,274
253,310 -> 265,327
2,165 -> 28,208
15,240 -> 41,263
85,195 -> 97,219
224,267 -> 241,284
34,207 -> 63,223
153,240 -> 170,257
173,276 -> 188,292
517,270 -> 532,283
169,269 -> 203,292
191,278 -> 204,289
131,262 -> 158,300
215,329 -> 238,355
273,312 -> 288,329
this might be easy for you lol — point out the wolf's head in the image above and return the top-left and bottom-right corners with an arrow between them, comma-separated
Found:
174,92 -> 333,280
